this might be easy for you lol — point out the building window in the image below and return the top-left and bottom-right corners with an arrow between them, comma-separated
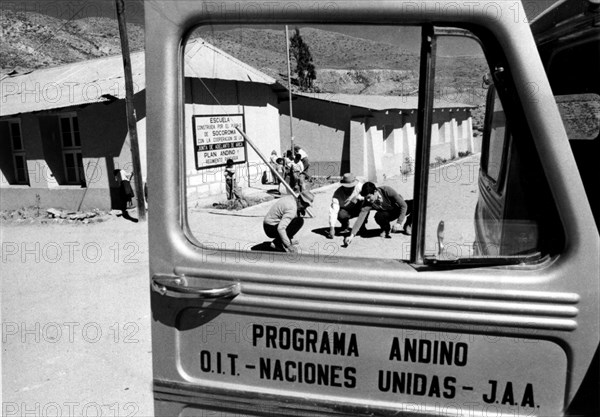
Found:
59,114 -> 86,186
9,121 -> 29,185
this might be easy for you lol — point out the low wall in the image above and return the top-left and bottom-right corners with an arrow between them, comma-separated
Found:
0,187 -> 114,211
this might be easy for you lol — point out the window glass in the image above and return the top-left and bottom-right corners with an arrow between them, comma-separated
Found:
485,93 -> 506,183
64,153 -> 76,181
14,155 -> 27,183
424,32 -> 563,260
76,153 -> 84,183
63,151 -> 85,185
73,117 -> 81,146
60,117 -> 73,147
10,122 -> 23,150
3,120 -> 29,185
183,24 -> 422,261
424,33 -> 488,259
59,115 -> 85,186
182,25 -> 562,263
555,94 -> 600,140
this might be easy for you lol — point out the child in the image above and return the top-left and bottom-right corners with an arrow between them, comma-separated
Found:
291,153 -> 305,192
275,157 -> 285,193
283,150 -> 294,189
268,150 -> 279,184
224,159 -> 238,200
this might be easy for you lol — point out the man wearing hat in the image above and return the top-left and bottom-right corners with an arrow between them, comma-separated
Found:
263,191 -> 314,252
326,173 -> 365,239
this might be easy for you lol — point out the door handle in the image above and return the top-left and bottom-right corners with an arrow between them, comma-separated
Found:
152,275 -> 241,299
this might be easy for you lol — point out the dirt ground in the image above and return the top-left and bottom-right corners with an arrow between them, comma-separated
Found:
1,217 -> 153,416
1,155 -> 480,415
187,154 -> 480,261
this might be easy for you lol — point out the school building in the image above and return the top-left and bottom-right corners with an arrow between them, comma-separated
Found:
0,39 -> 279,211
279,92 -> 477,183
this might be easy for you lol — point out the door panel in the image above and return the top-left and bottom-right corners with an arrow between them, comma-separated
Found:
156,310 -> 567,415
146,1 -> 600,416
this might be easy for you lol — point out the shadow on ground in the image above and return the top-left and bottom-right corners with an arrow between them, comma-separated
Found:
250,241 -> 280,252
311,226 -> 382,238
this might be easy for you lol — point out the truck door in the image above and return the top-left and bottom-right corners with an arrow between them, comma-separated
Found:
145,1 -> 599,416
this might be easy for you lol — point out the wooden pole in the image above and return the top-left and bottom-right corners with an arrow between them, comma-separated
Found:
115,0 -> 146,221
235,127 -> 313,217
285,26 -> 295,156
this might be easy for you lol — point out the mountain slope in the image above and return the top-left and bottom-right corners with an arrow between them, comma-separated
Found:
200,27 -> 487,101
1,12 -> 487,106
1,10 -> 143,71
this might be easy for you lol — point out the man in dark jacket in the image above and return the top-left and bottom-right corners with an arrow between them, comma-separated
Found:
344,182 -> 409,245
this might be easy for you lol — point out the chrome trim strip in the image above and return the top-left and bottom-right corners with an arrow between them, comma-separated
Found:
154,378 -> 427,416
175,266 -> 580,303
241,284 -> 578,317
228,295 -> 577,331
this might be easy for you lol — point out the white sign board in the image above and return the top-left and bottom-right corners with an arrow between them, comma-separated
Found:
193,114 -> 246,169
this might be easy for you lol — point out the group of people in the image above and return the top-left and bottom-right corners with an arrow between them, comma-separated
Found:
262,171 -> 412,252
267,145 -> 311,193
333,175 -> 412,247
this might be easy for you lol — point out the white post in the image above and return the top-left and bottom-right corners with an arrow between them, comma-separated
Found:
285,26 -> 295,156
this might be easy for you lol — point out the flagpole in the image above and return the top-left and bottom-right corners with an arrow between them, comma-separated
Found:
285,25 -> 294,157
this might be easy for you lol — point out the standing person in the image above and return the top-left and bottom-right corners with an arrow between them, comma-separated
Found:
291,153 -> 305,192
269,150 -> 280,185
224,159 -> 239,200
294,145 -> 311,181
114,168 -> 134,211
284,150 -> 294,189
344,182 -> 408,245
263,191 -> 314,252
275,157 -> 286,193
326,173 -> 365,239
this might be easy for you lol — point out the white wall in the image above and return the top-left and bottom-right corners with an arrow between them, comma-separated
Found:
183,81 -> 280,205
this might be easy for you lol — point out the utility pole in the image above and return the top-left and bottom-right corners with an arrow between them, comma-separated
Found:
115,0 -> 146,221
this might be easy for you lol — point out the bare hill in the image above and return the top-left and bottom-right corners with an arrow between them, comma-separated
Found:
199,27 -> 487,103
1,10 -> 143,71
199,27 -> 419,72
1,12 -> 487,108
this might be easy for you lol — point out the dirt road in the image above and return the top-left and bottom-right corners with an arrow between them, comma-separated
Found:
1,219 -> 153,416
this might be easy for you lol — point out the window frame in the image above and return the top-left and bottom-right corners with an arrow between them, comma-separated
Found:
8,119 -> 30,185
419,27 -> 554,266
178,22 -> 561,268
58,113 -> 86,186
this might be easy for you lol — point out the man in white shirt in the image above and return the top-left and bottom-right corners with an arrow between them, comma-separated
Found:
294,145 -> 311,181
326,173 -> 365,239
264,191 -> 314,252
